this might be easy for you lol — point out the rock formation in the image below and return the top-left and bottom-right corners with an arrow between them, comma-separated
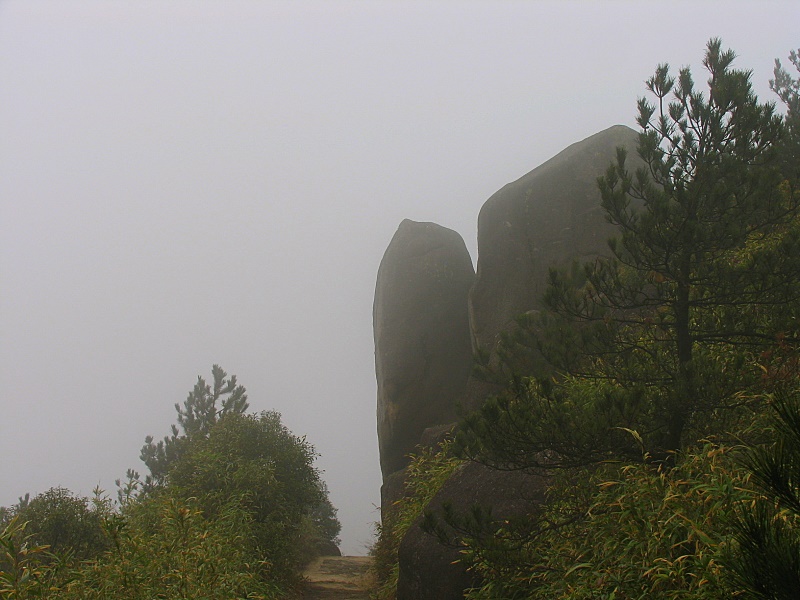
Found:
374,125 -> 640,598
396,462 -> 551,600
469,124 -> 639,355
373,220 -> 475,483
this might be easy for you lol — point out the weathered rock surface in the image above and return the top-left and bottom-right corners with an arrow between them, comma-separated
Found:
469,124 -> 638,357
374,220 -> 475,481
396,462 -> 551,600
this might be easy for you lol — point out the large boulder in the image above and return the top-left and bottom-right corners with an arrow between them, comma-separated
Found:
374,220 -> 475,482
396,462 -> 551,600
469,124 -> 639,356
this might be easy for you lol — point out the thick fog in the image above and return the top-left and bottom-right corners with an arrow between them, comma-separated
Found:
1,1 -> 796,555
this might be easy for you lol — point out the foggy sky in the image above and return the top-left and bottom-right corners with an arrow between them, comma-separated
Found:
1,0 -> 797,555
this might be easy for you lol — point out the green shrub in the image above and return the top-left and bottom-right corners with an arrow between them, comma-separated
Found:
4,488 -> 109,564
165,411 -> 329,581
0,516 -> 59,599
61,494 -> 281,600
462,441 -> 754,599
370,440 -> 463,600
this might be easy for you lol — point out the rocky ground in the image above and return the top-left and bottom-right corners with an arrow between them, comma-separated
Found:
301,556 -> 373,600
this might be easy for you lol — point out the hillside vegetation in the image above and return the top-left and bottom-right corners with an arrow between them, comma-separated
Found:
1,366 -> 340,599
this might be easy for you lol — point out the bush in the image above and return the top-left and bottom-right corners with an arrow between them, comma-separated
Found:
462,442 -> 754,599
3,487 -> 109,564
61,494 -> 281,600
165,410 -> 333,580
370,440 -> 463,600
0,515 -> 60,598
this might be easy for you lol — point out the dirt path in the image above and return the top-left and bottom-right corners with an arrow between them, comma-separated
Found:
301,556 -> 373,599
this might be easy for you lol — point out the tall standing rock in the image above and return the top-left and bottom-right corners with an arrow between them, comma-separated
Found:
374,220 -> 475,481
469,124 -> 639,356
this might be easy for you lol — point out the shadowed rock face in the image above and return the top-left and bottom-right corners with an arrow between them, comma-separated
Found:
373,220 -> 475,481
396,462 -> 551,600
469,124 -> 639,356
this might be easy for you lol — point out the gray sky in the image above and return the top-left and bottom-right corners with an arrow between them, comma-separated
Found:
1,0 -> 797,555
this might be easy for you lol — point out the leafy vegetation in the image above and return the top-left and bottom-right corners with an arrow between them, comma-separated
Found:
370,440 -> 463,600
163,410 -> 336,581
729,386 -> 800,598
59,494 -> 281,600
459,441 -> 756,599
0,366 -> 340,598
6,487 -> 108,564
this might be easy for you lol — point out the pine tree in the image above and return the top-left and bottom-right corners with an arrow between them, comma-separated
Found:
139,365 -> 248,485
730,387 -> 800,599
457,39 -> 800,468
771,47 -> 800,183
727,48 -> 800,600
